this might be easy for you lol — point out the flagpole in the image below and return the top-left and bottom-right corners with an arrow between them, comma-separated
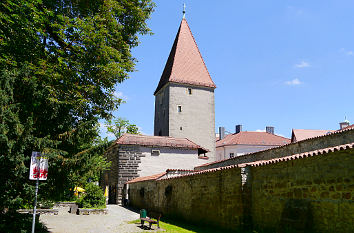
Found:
31,161 -> 40,233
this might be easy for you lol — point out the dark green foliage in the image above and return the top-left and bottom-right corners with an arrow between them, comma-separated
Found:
77,183 -> 106,209
0,0 -> 154,211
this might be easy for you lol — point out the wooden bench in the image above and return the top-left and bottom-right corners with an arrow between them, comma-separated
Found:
140,211 -> 161,229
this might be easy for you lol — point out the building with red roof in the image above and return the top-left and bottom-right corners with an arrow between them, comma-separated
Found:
291,129 -> 334,143
102,133 -> 208,204
291,119 -> 351,143
216,125 -> 290,161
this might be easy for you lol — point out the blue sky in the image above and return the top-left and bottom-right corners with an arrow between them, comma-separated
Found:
100,0 -> 354,140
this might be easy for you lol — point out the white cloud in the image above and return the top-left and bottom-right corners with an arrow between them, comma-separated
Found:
340,48 -> 353,56
294,61 -> 310,68
285,78 -> 302,86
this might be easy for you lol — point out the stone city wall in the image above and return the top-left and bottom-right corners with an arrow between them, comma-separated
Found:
128,146 -> 354,232
251,148 -> 354,233
129,166 -> 243,230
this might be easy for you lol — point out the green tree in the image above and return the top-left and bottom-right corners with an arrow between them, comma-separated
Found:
106,117 -> 140,138
0,0 -> 154,211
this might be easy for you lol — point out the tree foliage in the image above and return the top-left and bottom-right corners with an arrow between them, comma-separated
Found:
0,0 -> 154,211
106,117 -> 140,138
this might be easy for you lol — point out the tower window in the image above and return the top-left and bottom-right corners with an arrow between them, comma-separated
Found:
180,126 -> 183,130
187,88 -> 192,95
177,105 -> 182,112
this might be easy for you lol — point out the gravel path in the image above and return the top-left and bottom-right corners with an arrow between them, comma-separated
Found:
40,205 -> 162,233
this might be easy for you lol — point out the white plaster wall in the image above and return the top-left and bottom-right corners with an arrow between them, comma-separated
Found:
138,146 -> 207,177
216,144 -> 279,161
168,83 -> 216,161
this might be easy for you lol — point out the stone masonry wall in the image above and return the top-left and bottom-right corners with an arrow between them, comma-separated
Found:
168,83 -> 216,161
154,83 -> 216,161
129,167 -> 244,230
196,129 -> 354,171
154,85 -> 170,136
251,148 -> 354,233
128,147 -> 354,232
103,144 -> 142,204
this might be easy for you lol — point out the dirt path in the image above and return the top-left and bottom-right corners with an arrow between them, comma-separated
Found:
40,205 -> 160,233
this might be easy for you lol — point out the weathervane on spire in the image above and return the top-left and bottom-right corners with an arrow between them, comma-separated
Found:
183,3 -> 186,19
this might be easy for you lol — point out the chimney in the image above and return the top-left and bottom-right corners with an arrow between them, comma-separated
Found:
339,118 -> 350,130
266,126 -> 274,134
219,127 -> 225,140
235,125 -> 242,134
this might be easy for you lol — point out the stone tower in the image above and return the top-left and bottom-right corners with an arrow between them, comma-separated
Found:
154,16 -> 216,160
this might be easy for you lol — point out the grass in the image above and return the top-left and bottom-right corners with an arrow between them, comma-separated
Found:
128,218 -> 245,233
128,218 -> 305,233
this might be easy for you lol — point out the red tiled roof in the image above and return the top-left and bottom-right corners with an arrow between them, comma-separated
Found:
166,169 -> 195,172
164,142 -> 354,181
291,129 -> 334,142
216,131 -> 290,147
161,165 -> 238,181
115,134 -> 209,153
126,172 -> 166,184
154,18 -> 216,95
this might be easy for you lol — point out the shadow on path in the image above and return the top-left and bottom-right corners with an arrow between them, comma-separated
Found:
0,212 -> 49,233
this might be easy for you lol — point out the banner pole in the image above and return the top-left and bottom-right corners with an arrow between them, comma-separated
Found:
31,166 -> 39,233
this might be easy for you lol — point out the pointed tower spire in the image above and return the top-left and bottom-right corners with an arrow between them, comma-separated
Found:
154,15 -> 216,160
154,17 -> 216,95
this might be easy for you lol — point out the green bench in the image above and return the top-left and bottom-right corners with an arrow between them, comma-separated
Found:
140,210 -> 161,229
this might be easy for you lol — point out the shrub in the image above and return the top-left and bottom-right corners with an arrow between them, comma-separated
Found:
76,183 -> 105,209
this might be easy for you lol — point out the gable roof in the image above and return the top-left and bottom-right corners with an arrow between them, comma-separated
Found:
126,172 -> 166,184
115,134 -> 209,154
216,131 -> 290,148
291,129 -> 334,143
154,18 -> 216,95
